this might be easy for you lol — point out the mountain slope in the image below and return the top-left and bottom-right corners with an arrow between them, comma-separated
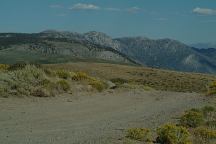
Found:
191,43 -> 216,49
115,37 -> 216,73
1,31 -> 216,74
77,31 -> 216,73
193,48 -> 216,62
0,33 -> 136,65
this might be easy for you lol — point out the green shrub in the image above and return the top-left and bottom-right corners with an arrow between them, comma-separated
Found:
40,79 -> 52,87
156,124 -> 191,144
0,64 -> 9,71
207,81 -> 216,96
56,70 -> 70,79
57,80 -> 70,92
43,68 -> 56,77
188,108 -> 202,113
88,78 -> 106,92
71,72 -> 89,81
8,63 -> 41,71
71,72 -> 107,91
0,86 -> 9,98
180,110 -> 204,128
206,121 -> 216,129
194,127 -> 216,139
202,106 -> 215,117
126,128 -> 152,142
0,65 -> 47,96
40,79 -> 57,93
8,62 -> 27,71
31,88 -> 52,97
110,78 -> 128,85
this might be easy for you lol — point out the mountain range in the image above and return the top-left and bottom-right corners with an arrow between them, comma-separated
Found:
191,43 -> 216,49
0,30 -> 216,74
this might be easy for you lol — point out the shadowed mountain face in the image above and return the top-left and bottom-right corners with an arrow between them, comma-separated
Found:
193,48 -> 216,62
191,43 -> 216,49
75,31 -> 216,74
114,37 -> 216,73
0,30 -> 216,73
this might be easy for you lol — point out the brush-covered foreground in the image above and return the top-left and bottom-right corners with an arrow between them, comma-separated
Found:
1,62 -> 216,144
0,63 -> 108,98
1,62 -> 216,98
125,105 -> 216,144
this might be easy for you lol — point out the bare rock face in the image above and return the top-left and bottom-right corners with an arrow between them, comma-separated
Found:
84,31 -> 121,50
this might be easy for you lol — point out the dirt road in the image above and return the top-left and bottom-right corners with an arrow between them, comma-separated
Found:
0,89 -> 207,144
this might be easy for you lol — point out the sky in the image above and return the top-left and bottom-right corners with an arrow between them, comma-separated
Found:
0,0 -> 216,44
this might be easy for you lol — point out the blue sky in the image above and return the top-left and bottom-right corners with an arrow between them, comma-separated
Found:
0,0 -> 216,44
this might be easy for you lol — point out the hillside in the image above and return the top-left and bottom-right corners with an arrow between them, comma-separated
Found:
193,48 -> 216,62
80,31 -> 216,74
46,62 -> 216,93
191,42 -> 216,49
0,33 -> 136,65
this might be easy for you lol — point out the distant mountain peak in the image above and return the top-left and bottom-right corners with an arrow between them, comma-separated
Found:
117,36 -> 150,41
84,31 -> 112,39
83,31 -> 120,50
190,42 -> 216,49
40,30 -> 60,34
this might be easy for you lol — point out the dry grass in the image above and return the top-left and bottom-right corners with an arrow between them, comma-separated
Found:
45,62 -> 216,93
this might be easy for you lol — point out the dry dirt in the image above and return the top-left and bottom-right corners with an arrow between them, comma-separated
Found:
0,89 -> 210,144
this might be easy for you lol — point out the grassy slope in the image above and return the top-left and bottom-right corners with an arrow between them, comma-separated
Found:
46,62 -> 216,93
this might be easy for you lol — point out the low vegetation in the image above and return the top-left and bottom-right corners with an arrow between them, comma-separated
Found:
0,64 -> 9,71
180,110 -> 204,128
206,121 -> 216,129
202,106 -> 215,121
207,81 -> 216,96
88,77 -> 107,92
126,128 -> 152,142
194,127 -> 216,139
0,65 -> 50,97
31,88 -> 52,97
110,78 -> 129,85
56,70 -> 70,79
47,63 -> 216,93
0,63 -> 108,98
56,80 -> 70,92
71,72 -> 89,81
156,124 -> 191,144
125,105 -> 216,144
